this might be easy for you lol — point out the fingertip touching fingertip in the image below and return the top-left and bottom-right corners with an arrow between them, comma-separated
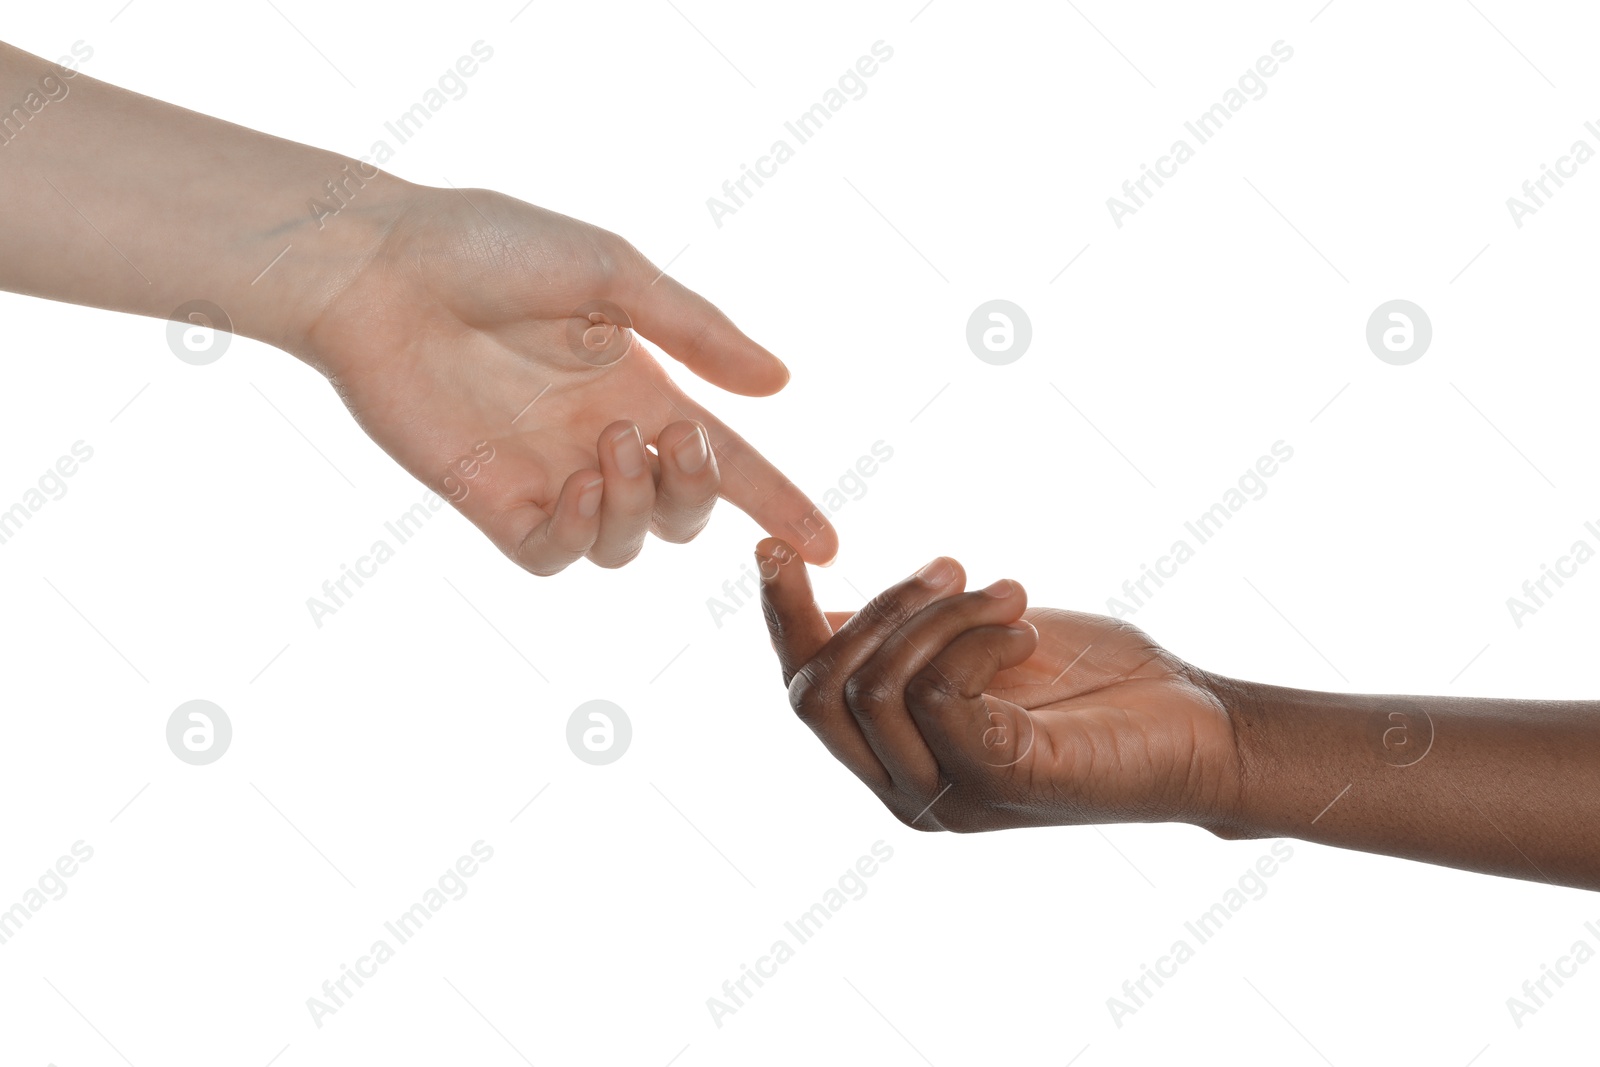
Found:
798,530 -> 839,567
755,535 -> 793,555
755,537 -> 799,579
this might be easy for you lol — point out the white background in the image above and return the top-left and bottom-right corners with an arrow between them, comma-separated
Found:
3,1 -> 1598,1064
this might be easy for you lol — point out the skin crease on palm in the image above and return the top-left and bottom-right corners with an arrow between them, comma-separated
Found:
946,606 -> 1240,827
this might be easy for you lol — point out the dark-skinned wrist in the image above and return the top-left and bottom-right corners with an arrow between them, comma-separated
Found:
1185,668 -> 1275,840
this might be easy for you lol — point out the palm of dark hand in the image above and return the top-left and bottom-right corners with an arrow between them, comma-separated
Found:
978,608 -> 1238,825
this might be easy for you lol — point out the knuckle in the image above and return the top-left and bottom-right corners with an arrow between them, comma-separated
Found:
595,229 -> 638,273
787,667 -> 828,724
651,499 -> 716,544
551,528 -> 594,555
515,544 -> 566,577
681,314 -> 718,358
652,526 -> 701,546
892,802 -> 944,833
857,590 -> 914,633
589,548 -> 641,570
762,599 -> 789,643
515,522 -> 587,576
942,810 -> 979,834
1110,618 -> 1155,645
666,457 -> 720,494
904,670 -> 957,713
650,514 -> 709,545
843,671 -> 896,716
931,795 -> 985,834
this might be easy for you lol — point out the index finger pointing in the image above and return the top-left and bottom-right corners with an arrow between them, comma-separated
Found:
756,538 -> 832,686
698,406 -> 840,565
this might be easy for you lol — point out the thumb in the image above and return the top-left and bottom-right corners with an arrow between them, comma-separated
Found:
906,623 -> 1040,773
622,261 -> 790,397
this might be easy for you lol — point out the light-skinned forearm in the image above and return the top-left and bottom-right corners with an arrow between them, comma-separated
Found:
0,40 -> 407,360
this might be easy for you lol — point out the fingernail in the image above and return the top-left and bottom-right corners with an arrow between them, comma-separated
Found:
578,478 -> 604,518
758,540 -> 793,580
915,558 -> 955,586
983,578 -> 1015,598
612,426 -> 645,477
674,426 -> 709,473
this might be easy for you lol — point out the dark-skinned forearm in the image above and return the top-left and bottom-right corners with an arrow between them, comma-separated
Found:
1199,672 -> 1600,892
